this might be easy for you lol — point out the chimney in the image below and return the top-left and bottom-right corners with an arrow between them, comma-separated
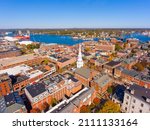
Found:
131,89 -> 135,95
145,85 -> 148,89
146,98 -> 150,103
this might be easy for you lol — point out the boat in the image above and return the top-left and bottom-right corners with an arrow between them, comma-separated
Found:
14,30 -> 30,40
14,35 -> 30,40
142,31 -> 150,36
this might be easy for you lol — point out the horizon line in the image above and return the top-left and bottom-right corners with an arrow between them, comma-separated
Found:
1,27 -> 150,30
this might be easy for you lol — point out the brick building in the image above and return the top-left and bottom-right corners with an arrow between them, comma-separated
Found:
11,75 -> 30,95
57,57 -> 76,69
0,49 -> 21,59
114,66 -> 150,88
122,57 -> 138,70
104,61 -> 122,75
63,73 -> 82,97
0,54 -> 47,70
0,64 -> 44,95
49,55 -> 76,69
0,92 -> 27,113
0,73 -> 12,96
50,87 -> 96,113
75,67 -> 98,87
0,44 -> 21,59
25,74 -> 83,111
95,42 -> 115,52
91,74 -> 113,94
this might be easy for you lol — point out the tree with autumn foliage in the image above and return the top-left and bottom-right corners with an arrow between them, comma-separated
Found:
134,62 -> 144,71
30,108 -> 41,113
80,105 -> 90,113
41,59 -> 49,65
93,97 -> 100,106
99,100 -> 120,113
51,98 -> 58,107
42,102 -> 50,112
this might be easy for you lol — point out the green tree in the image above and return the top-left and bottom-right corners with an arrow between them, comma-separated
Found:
107,87 -> 113,95
41,59 -> 49,65
115,44 -> 122,51
51,98 -> 58,107
99,100 -> 120,113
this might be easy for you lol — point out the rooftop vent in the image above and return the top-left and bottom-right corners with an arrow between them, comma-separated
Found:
146,98 -> 150,103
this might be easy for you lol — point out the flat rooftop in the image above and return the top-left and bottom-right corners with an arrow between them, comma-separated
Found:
75,67 -> 91,79
26,83 -> 46,98
0,73 -> 10,82
0,64 -> 32,76
63,73 -> 79,82
93,74 -> 112,87
41,74 -> 64,87
0,54 -> 41,67
26,70 -> 43,79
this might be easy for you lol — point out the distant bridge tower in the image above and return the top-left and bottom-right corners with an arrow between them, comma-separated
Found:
27,30 -> 30,35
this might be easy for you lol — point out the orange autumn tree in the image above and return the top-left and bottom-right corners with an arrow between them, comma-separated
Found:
42,102 -> 50,111
99,100 -> 120,113
30,108 -> 41,113
80,105 -> 90,113
93,97 -> 100,106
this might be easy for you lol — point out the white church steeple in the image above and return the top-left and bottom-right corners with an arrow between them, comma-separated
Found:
77,44 -> 84,68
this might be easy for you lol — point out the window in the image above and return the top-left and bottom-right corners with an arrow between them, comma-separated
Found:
133,99 -> 136,103
132,106 -> 135,109
141,103 -> 144,107
139,110 -> 142,113
15,87 -> 19,90
88,94 -> 91,98
34,98 -> 38,102
83,98 -> 87,102
126,102 -> 128,105
125,107 -> 127,111
127,96 -> 129,99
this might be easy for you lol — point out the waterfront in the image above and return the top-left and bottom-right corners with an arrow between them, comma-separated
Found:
30,33 -> 150,45
30,34 -> 88,46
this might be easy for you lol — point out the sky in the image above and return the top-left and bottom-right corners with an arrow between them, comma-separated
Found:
0,0 -> 150,29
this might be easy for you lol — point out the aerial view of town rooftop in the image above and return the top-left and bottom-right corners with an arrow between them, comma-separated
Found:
0,0 -> 150,113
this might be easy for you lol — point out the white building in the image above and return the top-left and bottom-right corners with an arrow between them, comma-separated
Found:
77,44 -> 84,68
19,41 -> 33,45
0,64 -> 32,75
122,84 -> 150,113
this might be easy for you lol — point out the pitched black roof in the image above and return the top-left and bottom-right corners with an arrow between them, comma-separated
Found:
58,58 -> 69,63
126,84 -> 150,104
113,85 -> 126,102
106,61 -> 121,67
10,75 -> 29,85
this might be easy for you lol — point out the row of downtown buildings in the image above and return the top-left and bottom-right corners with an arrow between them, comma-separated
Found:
0,40 -> 150,113
0,52 -> 113,113
0,55 -> 150,113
